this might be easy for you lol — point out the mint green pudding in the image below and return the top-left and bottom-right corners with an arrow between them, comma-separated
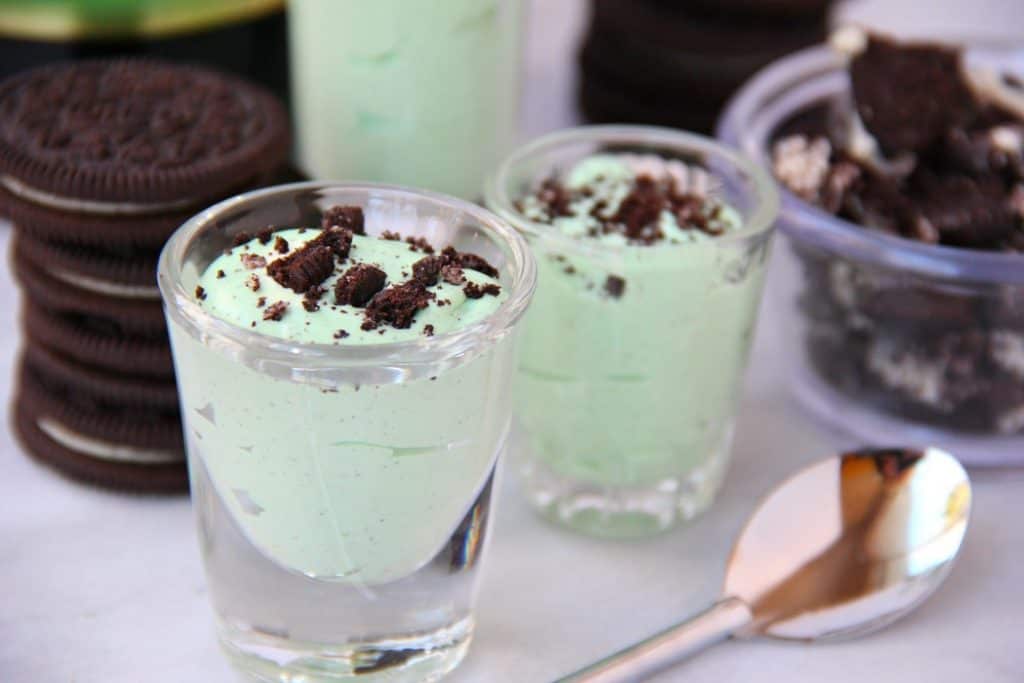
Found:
487,128 -> 778,537
288,0 -> 521,199
161,185 -> 535,682
168,205 -> 513,584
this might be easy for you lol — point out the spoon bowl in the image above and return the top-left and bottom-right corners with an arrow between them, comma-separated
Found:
557,447 -> 971,682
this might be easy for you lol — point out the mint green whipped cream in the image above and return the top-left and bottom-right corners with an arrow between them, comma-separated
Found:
508,154 -> 767,497
196,229 -> 506,344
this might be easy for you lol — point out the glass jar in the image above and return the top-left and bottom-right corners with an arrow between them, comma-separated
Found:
719,45 -> 1024,467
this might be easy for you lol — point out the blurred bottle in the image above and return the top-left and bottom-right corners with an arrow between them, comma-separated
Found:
0,0 -> 288,102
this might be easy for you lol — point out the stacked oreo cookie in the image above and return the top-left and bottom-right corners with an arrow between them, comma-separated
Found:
578,0 -> 833,134
2,60 -> 290,491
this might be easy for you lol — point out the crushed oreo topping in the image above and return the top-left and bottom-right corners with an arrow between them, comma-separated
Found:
412,256 -> 442,286
267,243 -> 335,294
322,205 -> 366,235
274,236 -> 289,254
520,168 -> 729,245
302,285 -> 326,312
406,235 -> 435,254
263,300 -> 288,321
195,285 -> 206,301
604,275 -> 626,298
381,230 -> 402,241
442,264 -> 465,285
423,324 -> 435,337
240,253 -> 266,269
463,282 -> 501,299
850,36 -> 978,155
773,33 -> 1024,252
216,269 -> 225,279
246,274 -> 260,291
362,281 -> 435,330
334,329 -> 350,339
257,229 -> 274,245
232,231 -> 252,247
439,246 -> 499,277
334,263 -> 387,307
256,296 -> 266,307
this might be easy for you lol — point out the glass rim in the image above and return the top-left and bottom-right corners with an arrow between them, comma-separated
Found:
158,181 -> 538,369
718,45 -> 1024,284
484,124 -> 780,257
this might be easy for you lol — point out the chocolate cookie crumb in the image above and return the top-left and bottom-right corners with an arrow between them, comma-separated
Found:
441,264 -> 465,285
257,229 -> 273,245
195,285 -> 207,301
263,301 -> 288,321
241,253 -> 267,269
381,230 -> 402,241
604,275 -> 626,298
256,296 -> 266,307
439,246 -> 499,277
267,243 -> 335,294
274,236 -> 289,254
463,282 -> 501,299
322,205 -> 366,235
362,281 -> 435,330
335,263 -> 387,307
246,274 -> 260,291
216,270 -> 225,279
424,324 -> 435,337
406,235 -> 435,254
302,285 -> 326,312
232,231 -> 253,247
333,329 -> 350,339
412,256 -> 442,286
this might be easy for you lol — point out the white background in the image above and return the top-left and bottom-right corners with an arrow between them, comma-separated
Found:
2,1 -> 1023,681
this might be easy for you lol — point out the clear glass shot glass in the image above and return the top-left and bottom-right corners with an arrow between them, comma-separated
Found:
718,45 -> 1024,467
486,126 -> 779,537
288,0 -> 523,200
158,182 -> 536,682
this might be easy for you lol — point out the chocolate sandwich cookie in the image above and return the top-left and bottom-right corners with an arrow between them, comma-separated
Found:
22,301 -> 173,377
0,183 -> 193,249
0,59 -> 290,211
12,242 -> 165,336
14,357 -> 186,492
579,0 -> 828,133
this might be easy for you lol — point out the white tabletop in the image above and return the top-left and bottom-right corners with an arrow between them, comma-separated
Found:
3,1 -> 1023,681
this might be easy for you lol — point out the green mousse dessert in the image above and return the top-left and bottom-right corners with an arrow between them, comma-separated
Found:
170,205 -> 510,583
489,136 -> 776,537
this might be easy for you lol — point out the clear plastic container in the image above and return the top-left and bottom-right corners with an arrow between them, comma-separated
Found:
486,125 -> 778,537
158,182 -> 536,681
719,46 -> 1024,467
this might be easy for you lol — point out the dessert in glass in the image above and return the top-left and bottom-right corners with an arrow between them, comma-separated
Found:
158,182 -> 536,681
719,30 -> 1024,466
486,126 -> 778,537
288,0 -> 522,199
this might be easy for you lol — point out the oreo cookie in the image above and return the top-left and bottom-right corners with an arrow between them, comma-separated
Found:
22,302 -> 173,378
14,354 -> 186,492
0,59 -> 290,209
578,0 -> 830,133
13,234 -> 165,329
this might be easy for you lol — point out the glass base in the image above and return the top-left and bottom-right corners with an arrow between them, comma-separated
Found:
793,362 -> 1024,468
218,616 -> 473,683
518,447 -> 729,538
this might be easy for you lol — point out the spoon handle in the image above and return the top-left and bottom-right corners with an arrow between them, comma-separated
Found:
554,597 -> 752,683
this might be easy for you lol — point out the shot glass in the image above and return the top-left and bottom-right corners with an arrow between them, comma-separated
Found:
158,182 -> 535,682
486,126 -> 778,537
